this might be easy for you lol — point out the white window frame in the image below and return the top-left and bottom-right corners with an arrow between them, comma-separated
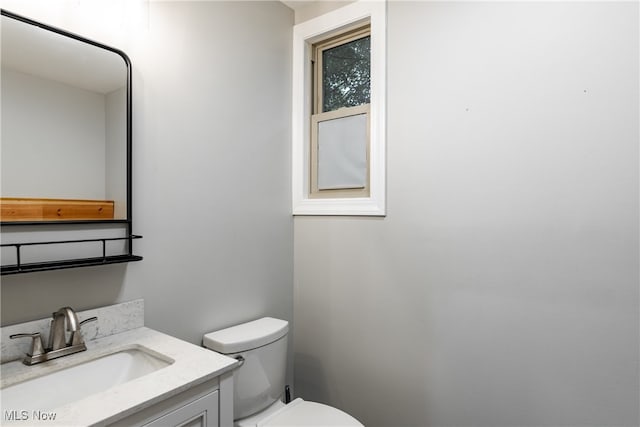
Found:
292,0 -> 386,216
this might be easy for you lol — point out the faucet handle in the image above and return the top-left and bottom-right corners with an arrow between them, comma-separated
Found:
10,332 -> 45,357
79,316 -> 98,327
70,316 -> 97,346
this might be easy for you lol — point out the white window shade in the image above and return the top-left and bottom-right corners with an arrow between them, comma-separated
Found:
317,113 -> 368,190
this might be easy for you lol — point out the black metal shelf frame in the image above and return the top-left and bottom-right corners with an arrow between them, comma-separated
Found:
0,9 -> 143,275
1,236 -> 143,275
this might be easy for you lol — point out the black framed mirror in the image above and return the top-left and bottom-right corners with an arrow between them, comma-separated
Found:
1,9 -> 131,224
0,9 -> 141,274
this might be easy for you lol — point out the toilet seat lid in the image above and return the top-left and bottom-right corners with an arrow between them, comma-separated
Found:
257,399 -> 363,427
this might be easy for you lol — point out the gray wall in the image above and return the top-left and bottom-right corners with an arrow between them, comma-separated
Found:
290,1 -> 356,24
1,0 -> 294,367
293,2 -> 639,426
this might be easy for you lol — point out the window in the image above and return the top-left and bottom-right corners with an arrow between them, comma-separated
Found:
315,28 -> 370,114
310,26 -> 371,199
292,1 -> 386,216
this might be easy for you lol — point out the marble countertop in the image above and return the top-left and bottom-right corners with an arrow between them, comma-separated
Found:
1,326 -> 238,426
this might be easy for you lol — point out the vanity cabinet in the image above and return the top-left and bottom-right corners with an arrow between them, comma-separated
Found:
143,390 -> 218,427
109,372 -> 233,427
1,317 -> 237,427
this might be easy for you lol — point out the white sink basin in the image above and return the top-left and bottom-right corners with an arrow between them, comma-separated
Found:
1,348 -> 173,411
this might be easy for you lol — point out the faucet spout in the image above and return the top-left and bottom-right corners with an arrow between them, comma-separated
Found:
49,307 -> 80,350
56,307 -> 79,331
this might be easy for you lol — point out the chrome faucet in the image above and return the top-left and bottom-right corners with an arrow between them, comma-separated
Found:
49,306 -> 80,350
10,306 -> 97,366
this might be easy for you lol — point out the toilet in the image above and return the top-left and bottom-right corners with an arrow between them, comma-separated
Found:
203,317 -> 363,427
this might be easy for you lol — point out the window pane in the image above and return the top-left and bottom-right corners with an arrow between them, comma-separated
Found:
322,36 -> 370,112
317,113 -> 368,190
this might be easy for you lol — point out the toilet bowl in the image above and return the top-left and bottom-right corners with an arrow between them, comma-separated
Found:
203,317 -> 363,427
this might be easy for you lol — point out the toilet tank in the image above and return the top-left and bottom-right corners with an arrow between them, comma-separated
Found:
203,317 -> 288,420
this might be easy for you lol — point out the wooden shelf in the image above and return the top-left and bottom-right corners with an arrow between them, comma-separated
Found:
0,198 -> 115,221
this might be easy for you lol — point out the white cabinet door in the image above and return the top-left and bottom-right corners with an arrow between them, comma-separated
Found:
143,390 -> 219,427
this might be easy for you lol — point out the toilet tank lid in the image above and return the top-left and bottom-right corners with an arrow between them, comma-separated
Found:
203,317 -> 289,354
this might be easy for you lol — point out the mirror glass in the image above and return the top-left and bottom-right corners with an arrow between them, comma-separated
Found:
1,12 -> 129,222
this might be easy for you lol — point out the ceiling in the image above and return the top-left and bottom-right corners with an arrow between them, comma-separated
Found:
280,1 -> 312,11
